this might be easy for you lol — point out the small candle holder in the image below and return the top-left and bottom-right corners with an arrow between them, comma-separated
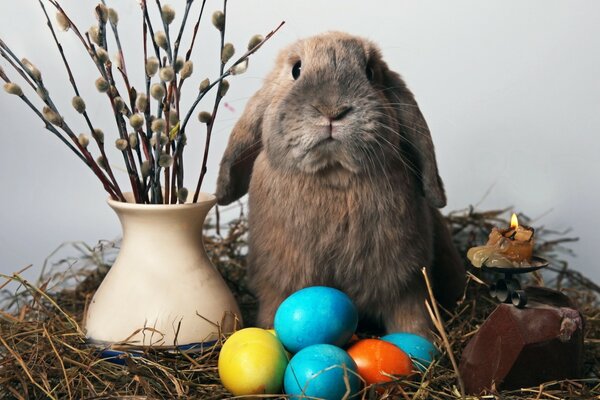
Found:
481,256 -> 549,308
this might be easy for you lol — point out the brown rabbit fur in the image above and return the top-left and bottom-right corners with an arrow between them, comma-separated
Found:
216,32 -> 465,338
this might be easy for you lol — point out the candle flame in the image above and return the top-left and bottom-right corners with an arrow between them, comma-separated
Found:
510,213 -> 519,229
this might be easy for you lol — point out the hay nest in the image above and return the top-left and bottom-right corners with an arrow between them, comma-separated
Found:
0,206 -> 598,399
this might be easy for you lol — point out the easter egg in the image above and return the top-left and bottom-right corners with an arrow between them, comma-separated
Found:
284,344 -> 360,399
274,286 -> 358,353
346,338 -> 413,384
218,328 -> 288,395
381,332 -> 439,371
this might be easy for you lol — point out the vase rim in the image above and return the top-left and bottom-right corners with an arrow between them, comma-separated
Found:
107,191 -> 216,210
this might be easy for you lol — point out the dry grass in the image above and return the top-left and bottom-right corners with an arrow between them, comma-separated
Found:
0,206 -> 598,399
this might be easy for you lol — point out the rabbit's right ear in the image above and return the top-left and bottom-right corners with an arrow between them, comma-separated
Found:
215,86 -> 268,205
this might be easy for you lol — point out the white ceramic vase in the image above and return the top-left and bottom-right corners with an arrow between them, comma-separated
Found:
85,192 -> 241,348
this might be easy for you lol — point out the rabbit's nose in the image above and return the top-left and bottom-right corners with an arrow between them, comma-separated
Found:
329,106 -> 353,122
314,105 -> 353,122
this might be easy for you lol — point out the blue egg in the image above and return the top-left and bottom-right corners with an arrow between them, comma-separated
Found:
274,286 -> 358,353
381,332 -> 439,371
284,344 -> 360,400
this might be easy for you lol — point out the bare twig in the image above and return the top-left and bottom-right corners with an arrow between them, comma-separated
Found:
422,267 -> 465,397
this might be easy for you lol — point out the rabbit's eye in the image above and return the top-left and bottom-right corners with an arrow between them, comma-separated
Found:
366,65 -> 374,81
292,61 -> 302,80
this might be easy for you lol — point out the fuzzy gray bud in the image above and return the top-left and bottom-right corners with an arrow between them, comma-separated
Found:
141,160 -> 152,178
108,8 -> 119,25
230,59 -> 248,75
161,4 -> 176,25
3,83 -> 23,96
136,93 -> 148,112
150,83 -> 165,100
198,111 -> 212,124
96,155 -> 107,170
199,78 -> 210,92
96,48 -> 109,64
95,77 -> 109,93
169,110 -> 179,126
129,113 -> 144,129
221,43 -> 235,64
154,31 -> 168,50
115,138 -> 128,151
151,118 -> 166,133
128,132 -> 139,149
159,66 -> 175,82
179,60 -> 193,80
114,96 -> 125,113
158,153 -> 173,168
93,128 -> 104,144
56,11 -> 70,31
177,187 -> 189,204
174,57 -> 184,72
95,4 -> 108,24
150,132 -> 168,147
78,133 -> 90,148
72,96 -> 86,113
219,79 -> 230,97
21,59 -> 42,82
146,57 -> 159,76
42,106 -> 62,125
89,25 -> 102,46
211,10 -> 225,31
247,34 -> 263,51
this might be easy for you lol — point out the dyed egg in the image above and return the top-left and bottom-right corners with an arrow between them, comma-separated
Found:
274,286 -> 358,353
347,338 -> 413,385
284,344 -> 360,399
218,328 -> 288,395
381,332 -> 439,371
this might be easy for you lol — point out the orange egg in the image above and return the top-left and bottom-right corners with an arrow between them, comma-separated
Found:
347,338 -> 413,385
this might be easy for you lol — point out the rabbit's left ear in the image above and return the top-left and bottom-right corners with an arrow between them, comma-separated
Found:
381,68 -> 447,208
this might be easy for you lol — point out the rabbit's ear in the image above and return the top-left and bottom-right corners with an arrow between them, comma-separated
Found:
382,69 -> 447,208
215,87 -> 267,205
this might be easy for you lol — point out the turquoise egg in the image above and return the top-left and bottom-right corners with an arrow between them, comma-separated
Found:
284,344 -> 360,399
274,286 -> 358,353
381,332 -> 439,371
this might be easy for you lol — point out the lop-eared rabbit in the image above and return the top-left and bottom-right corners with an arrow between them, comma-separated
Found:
216,32 -> 465,337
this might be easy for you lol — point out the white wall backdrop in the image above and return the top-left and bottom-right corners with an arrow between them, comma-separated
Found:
1,0 -> 599,283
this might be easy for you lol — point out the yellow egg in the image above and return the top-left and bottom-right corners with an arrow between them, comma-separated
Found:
218,328 -> 289,395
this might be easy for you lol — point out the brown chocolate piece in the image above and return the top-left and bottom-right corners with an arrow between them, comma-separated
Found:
459,300 -> 584,395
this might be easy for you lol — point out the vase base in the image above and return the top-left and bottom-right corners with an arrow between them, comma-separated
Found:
86,338 -> 218,365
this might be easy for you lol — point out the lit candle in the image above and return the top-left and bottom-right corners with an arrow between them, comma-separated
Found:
467,213 -> 535,268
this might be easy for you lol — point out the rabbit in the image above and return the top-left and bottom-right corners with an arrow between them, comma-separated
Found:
215,32 -> 465,338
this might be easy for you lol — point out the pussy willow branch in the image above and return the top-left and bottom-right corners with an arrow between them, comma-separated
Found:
171,0 -> 206,203
0,59 -> 119,199
0,66 -> 86,164
38,0 -> 124,201
1,39 -> 119,200
102,5 -> 146,181
183,20 -> 286,202
100,0 -> 128,77
0,41 -> 36,92
86,33 -> 143,203
48,0 -> 146,202
141,0 -> 167,203
142,15 -> 159,203
184,0 -> 207,63
46,0 -> 145,201
172,0 -> 196,64
155,0 -> 173,65
192,0 -> 229,203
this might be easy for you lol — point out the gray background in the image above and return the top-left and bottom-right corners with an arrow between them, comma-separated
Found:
1,1 -> 598,283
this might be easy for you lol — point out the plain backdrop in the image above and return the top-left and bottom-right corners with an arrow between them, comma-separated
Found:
1,1 -> 599,284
